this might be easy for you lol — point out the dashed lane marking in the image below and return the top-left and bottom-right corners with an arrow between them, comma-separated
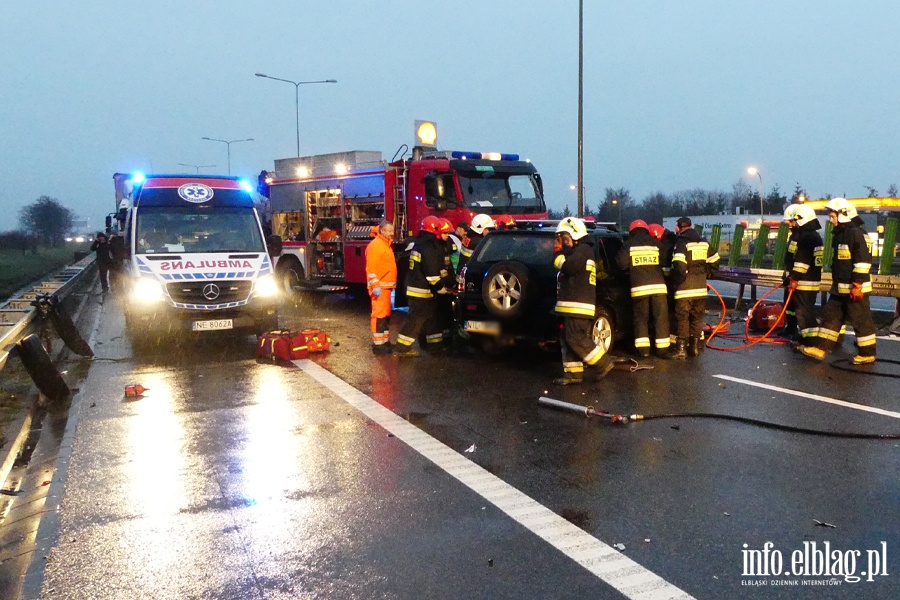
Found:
713,375 -> 900,420
296,359 -> 695,600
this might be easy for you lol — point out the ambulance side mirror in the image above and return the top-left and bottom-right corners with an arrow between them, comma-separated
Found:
267,234 -> 283,258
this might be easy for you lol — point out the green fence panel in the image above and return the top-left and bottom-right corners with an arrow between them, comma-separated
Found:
709,224 -> 722,256
694,224 -> 704,236
822,221 -> 834,272
771,222 -> 790,271
729,224 -> 745,266
878,217 -> 898,275
750,224 -> 769,268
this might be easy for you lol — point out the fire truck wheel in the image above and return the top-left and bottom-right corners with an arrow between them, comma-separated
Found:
482,261 -> 530,319
276,257 -> 305,298
15,334 -> 70,402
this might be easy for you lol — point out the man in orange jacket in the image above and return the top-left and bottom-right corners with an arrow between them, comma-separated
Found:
366,220 -> 397,354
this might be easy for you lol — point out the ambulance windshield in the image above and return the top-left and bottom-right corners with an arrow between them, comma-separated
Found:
135,206 -> 265,254
456,172 -> 545,214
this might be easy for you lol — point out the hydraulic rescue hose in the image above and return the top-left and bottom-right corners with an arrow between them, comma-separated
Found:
538,397 -> 900,440
704,283 -> 793,351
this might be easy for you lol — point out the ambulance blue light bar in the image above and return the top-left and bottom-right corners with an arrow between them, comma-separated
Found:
132,172 -> 146,184
450,151 -> 520,161
240,180 -> 253,193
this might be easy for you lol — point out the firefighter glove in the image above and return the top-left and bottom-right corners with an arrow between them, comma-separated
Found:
372,286 -> 382,298
849,283 -> 864,301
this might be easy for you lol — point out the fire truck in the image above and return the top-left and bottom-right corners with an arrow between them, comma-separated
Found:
261,123 -> 548,295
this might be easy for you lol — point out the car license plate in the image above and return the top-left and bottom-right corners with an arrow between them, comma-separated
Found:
192,319 -> 233,331
464,320 -> 500,335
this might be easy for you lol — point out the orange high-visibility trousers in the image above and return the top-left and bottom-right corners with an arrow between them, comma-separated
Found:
370,291 -> 392,345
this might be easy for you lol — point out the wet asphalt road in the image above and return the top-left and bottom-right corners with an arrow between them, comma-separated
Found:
6,287 -> 900,599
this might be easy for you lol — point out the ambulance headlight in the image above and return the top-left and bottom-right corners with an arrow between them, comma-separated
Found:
133,278 -> 165,303
254,274 -> 279,297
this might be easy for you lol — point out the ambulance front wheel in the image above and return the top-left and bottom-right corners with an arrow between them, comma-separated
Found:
276,257 -> 305,298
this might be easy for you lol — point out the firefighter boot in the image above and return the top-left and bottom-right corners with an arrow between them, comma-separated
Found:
799,345 -> 825,361
673,338 -> 688,360
688,336 -> 702,357
592,355 -> 615,381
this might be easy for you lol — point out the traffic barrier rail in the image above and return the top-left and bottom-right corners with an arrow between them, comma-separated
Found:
0,255 -> 96,371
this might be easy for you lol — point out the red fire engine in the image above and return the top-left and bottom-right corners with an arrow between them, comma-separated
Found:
262,123 -> 547,295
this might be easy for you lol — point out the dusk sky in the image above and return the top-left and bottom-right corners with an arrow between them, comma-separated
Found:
2,1 -> 898,232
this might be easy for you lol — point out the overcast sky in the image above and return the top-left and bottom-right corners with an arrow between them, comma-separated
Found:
2,1 -> 898,232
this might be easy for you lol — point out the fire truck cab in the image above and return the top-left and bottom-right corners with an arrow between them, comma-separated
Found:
264,143 -> 547,295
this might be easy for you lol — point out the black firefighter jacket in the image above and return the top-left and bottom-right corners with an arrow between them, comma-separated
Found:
616,228 -> 666,298
671,228 -> 720,300
553,239 -> 596,318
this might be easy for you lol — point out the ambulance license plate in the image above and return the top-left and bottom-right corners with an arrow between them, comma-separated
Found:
464,320 -> 500,335
192,319 -> 233,331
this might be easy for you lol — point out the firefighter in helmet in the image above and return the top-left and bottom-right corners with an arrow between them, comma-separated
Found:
395,216 -> 456,357
783,205 -> 823,345
552,217 -> 614,385
457,213 -> 495,272
616,219 -> 671,357
779,204 -> 802,339
800,198 -> 876,364
670,217 -> 719,359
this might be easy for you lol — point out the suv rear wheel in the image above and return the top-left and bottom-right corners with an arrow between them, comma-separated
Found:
592,307 -> 615,353
482,261 -> 530,318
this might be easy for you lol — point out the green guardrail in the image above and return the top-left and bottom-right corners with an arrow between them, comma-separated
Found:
770,222 -> 790,271
710,224 -> 721,256
729,224 -> 745,267
822,220 -> 834,272
750,224 -> 769,268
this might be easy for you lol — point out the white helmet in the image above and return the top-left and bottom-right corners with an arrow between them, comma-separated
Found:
794,205 -> 819,228
556,216 -> 588,240
470,213 -> 496,235
825,197 -> 857,223
783,204 -> 800,221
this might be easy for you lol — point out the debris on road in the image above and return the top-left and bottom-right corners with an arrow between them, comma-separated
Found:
613,543 -> 625,551
813,519 -> 837,528
464,444 -> 476,453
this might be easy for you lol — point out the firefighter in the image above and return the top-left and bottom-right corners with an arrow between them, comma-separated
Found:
365,220 -> 397,354
783,205 -> 823,346
553,217 -> 614,385
496,214 -> 518,230
779,204 -> 802,339
395,217 -> 456,357
616,220 -> 671,357
649,223 -> 677,343
435,218 -> 457,346
800,198 -> 877,364
90,232 -> 114,292
457,213 -> 495,272
670,217 -> 720,358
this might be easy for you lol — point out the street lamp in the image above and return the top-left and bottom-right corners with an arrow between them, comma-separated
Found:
177,162 -> 216,174
255,73 -> 337,157
747,166 -> 764,224
201,137 -> 253,175
611,198 -> 621,228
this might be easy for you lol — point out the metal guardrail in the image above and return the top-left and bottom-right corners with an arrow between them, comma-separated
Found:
0,255 -> 96,370
714,266 -> 900,298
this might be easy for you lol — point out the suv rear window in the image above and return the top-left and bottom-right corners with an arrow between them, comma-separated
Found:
474,234 -> 555,265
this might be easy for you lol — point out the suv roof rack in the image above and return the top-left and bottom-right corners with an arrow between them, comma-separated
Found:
512,219 -> 622,233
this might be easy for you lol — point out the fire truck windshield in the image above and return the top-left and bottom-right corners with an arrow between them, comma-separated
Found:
135,206 -> 265,254
457,172 -> 544,214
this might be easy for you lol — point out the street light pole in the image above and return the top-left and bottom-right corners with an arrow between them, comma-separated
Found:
177,163 -> 216,174
747,166 -> 764,224
576,0 -> 584,218
255,73 -> 337,157
201,137 -> 253,175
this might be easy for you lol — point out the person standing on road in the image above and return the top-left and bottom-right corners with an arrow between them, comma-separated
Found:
365,221 -> 397,354
779,204 -> 801,339
783,205 -> 823,346
616,220 -> 671,358
670,217 -> 720,359
552,217 -> 614,385
800,198 -> 877,364
395,217 -> 456,357
90,232 -> 114,292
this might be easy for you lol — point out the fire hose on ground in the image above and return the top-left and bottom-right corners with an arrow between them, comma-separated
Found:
538,397 -> 900,440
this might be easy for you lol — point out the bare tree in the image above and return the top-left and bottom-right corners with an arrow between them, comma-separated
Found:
18,196 -> 74,247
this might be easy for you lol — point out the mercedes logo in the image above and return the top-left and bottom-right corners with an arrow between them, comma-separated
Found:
202,283 -> 220,300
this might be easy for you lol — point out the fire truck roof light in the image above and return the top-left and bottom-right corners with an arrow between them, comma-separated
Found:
449,151 -> 520,161
451,151 -> 481,160
132,172 -> 145,184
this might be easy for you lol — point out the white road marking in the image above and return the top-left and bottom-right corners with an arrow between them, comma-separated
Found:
713,375 -> 900,420
296,359 -> 695,600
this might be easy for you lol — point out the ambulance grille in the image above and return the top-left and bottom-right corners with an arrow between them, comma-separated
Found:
166,281 -> 253,305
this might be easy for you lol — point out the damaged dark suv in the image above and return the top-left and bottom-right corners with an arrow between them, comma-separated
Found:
457,222 -> 632,353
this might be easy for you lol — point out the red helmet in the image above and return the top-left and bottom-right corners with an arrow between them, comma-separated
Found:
422,216 -> 442,235
438,218 -> 453,234
496,214 -> 517,230
629,219 -> 650,233
648,224 -> 665,240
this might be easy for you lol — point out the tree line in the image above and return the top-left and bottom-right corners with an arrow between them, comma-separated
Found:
550,181 -> 899,226
1,196 -> 75,251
